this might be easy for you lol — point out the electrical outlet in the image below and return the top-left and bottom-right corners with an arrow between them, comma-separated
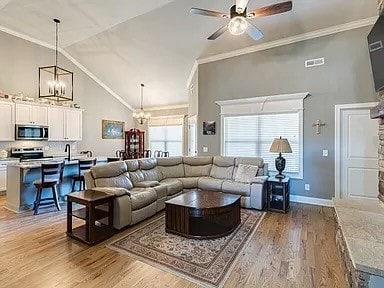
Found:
203,146 -> 208,153
305,184 -> 311,191
322,149 -> 328,157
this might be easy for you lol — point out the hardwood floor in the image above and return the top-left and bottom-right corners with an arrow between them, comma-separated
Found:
0,195 -> 347,288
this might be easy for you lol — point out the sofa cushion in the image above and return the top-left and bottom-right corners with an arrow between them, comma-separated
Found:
182,156 -> 213,166
184,164 -> 212,177
94,172 -> 133,190
139,158 -> 157,170
125,159 -> 139,172
135,181 -> 160,188
91,161 -> 127,179
153,184 -> 168,199
234,164 -> 259,183
222,180 -> 251,196
198,177 -> 224,191
234,157 -> 265,178
141,168 -> 163,181
160,178 -> 183,196
157,157 -> 185,179
213,156 -> 235,167
178,177 -> 199,189
210,165 -> 234,180
129,188 -> 157,210
129,170 -> 144,185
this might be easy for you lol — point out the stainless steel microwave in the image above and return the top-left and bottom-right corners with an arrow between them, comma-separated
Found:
15,125 -> 49,140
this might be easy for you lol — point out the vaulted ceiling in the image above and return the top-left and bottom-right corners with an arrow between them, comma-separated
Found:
0,0 -> 378,108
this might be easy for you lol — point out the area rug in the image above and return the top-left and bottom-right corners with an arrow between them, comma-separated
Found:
108,210 -> 265,288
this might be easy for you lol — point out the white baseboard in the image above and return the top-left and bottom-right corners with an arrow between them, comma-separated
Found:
291,195 -> 334,207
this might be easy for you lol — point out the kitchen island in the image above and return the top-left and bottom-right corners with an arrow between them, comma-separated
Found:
4,157 -> 107,213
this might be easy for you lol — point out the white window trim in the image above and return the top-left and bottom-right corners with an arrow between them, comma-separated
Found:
216,93 -> 308,179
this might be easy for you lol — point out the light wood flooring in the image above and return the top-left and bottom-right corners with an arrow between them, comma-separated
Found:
0,195 -> 347,288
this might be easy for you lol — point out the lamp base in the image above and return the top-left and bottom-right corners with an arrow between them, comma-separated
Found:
275,153 -> 286,179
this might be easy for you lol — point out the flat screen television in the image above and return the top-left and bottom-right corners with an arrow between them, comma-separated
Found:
368,15 -> 384,92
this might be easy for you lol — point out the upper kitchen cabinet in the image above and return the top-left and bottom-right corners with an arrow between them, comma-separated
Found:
0,101 -> 15,141
48,107 -> 82,141
15,103 -> 48,125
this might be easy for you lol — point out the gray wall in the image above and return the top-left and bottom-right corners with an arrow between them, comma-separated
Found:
0,31 -> 133,156
197,27 -> 377,200
188,69 -> 198,117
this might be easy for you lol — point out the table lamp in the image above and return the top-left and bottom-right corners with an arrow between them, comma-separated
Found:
269,136 -> 292,179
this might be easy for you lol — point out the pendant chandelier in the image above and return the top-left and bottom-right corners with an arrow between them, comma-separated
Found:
39,19 -> 73,102
133,84 -> 151,125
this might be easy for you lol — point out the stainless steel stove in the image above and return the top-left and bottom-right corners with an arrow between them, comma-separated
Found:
11,147 -> 53,162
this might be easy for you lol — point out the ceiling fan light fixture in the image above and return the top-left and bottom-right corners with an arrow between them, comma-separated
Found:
228,16 -> 248,35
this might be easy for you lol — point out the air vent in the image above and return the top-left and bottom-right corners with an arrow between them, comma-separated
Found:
305,57 -> 325,68
369,41 -> 383,52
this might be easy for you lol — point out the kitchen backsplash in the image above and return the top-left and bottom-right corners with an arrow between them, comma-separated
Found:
0,141 -> 78,157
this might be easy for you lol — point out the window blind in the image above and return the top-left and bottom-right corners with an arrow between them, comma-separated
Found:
223,113 -> 300,174
149,125 -> 183,156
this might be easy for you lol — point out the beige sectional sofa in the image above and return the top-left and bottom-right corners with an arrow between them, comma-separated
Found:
84,156 -> 268,230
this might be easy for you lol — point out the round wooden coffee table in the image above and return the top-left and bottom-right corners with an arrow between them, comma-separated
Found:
165,190 -> 241,239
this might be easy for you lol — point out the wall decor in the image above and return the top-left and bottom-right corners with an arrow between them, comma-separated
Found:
203,121 -> 216,135
102,120 -> 125,139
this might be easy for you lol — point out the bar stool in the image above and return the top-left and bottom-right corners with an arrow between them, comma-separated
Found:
71,158 -> 97,191
33,161 -> 65,215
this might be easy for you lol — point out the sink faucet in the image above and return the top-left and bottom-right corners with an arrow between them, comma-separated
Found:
65,144 -> 71,161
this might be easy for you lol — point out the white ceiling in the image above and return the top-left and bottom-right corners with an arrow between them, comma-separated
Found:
0,0 -> 378,108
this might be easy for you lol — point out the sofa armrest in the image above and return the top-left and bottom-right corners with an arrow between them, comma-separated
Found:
135,181 -> 160,188
92,187 -> 131,197
249,176 -> 268,184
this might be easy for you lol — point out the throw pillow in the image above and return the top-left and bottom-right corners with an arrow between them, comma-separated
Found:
235,164 -> 259,183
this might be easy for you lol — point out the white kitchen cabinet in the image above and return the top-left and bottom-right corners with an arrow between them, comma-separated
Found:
48,107 -> 82,141
0,168 -> 6,192
15,103 -> 48,125
0,101 -> 15,141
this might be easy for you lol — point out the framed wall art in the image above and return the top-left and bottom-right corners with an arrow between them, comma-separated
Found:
102,120 -> 125,139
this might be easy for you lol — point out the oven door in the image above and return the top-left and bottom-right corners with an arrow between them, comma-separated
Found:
15,125 -> 49,140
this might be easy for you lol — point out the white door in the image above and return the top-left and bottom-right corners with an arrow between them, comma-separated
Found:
65,109 -> 82,141
188,115 -> 197,156
336,103 -> 379,199
15,104 -> 32,124
48,107 -> 65,141
32,106 -> 48,125
0,101 -> 14,141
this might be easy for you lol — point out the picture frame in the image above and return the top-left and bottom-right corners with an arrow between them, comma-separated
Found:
203,121 -> 216,135
102,120 -> 125,139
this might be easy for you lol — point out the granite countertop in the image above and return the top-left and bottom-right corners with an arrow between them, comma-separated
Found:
7,156 -> 108,169
0,158 -> 19,162
333,198 -> 384,277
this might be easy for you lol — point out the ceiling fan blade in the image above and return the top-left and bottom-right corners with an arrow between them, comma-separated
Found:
208,25 -> 228,40
247,1 -> 293,18
246,22 -> 264,41
236,0 -> 249,13
190,8 -> 229,18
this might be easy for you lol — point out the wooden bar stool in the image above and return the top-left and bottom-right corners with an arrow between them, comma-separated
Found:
33,162 -> 65,215
71,159 -> 96,191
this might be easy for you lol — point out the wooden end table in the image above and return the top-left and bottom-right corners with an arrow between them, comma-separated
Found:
267,176 -> 290,213
67,190 -> 114,246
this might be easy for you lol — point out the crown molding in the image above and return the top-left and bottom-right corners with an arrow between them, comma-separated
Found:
142,103 -> 188,112
197,16 -> 378,65
0,25 -> 134,112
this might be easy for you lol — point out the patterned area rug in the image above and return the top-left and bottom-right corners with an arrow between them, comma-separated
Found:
108,210 -> 265,288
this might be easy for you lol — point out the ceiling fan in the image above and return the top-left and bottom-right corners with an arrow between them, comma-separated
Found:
190,0 -> 293,41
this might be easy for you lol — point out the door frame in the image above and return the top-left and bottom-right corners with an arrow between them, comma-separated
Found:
187,115 -> 197,156
334,102 -> 378,199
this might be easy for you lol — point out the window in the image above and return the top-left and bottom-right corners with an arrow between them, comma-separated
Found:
217,93 -> 308,179
149,125 -> 183,156
223,112 -> 301,177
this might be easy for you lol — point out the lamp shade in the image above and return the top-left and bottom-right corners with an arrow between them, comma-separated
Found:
269,137 -> 292,153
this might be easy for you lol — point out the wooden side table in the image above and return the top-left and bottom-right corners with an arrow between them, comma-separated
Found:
67,190 -> 114,246
267,176 -> 290,213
